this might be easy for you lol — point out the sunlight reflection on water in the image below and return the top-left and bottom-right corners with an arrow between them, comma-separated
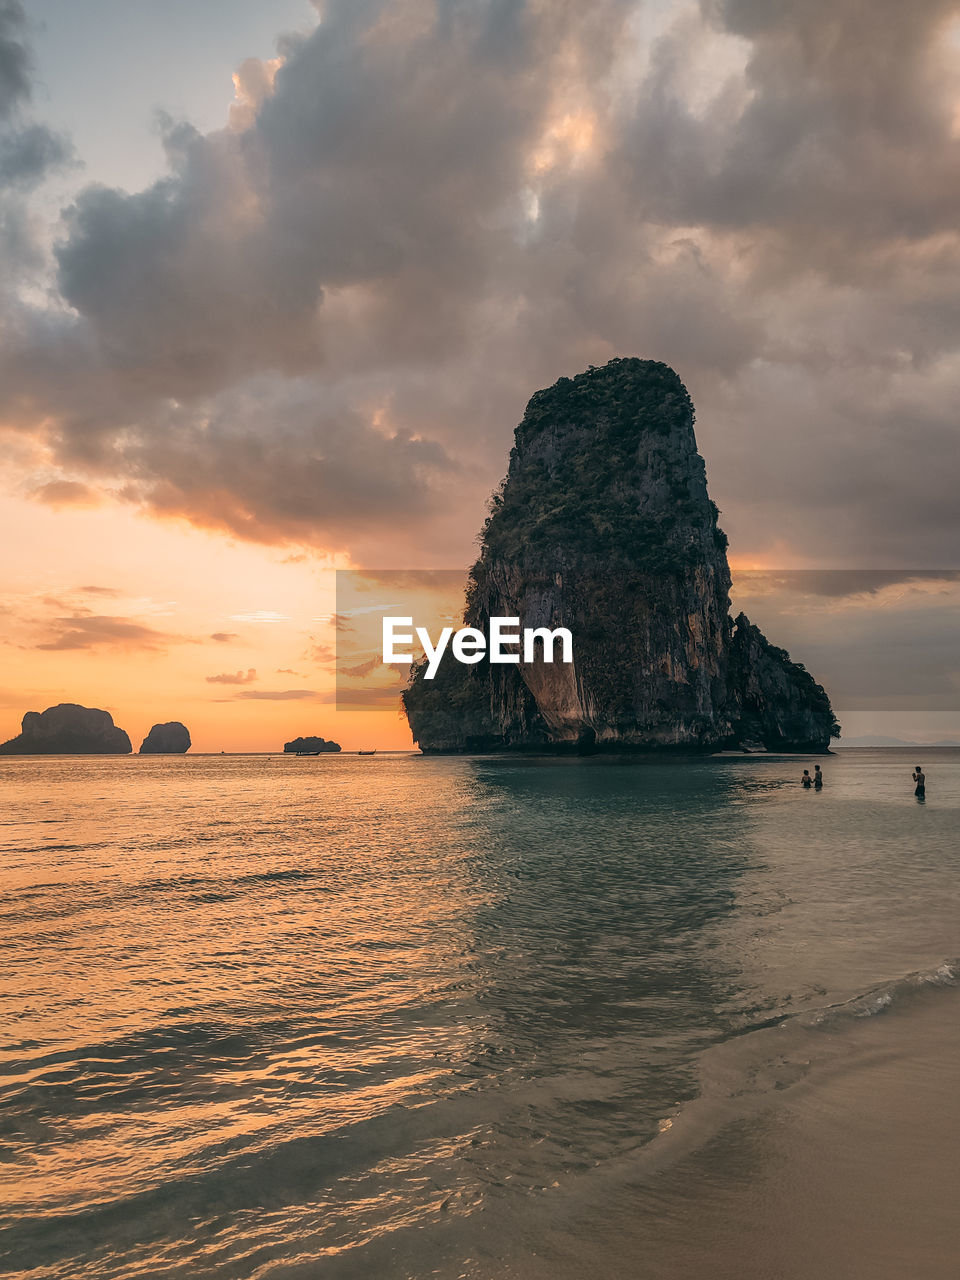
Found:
1,750 -> 958,1278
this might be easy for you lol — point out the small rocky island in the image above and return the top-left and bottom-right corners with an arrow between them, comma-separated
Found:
0,704 -> 133,755
403,358 -> 839,754
140,722 -> 191,754
283,736 -> 341,754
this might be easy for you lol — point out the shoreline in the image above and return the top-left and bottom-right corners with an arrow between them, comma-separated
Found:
480,979 -> 960,1280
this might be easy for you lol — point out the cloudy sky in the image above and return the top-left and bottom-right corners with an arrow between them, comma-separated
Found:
2,0 -> 960,749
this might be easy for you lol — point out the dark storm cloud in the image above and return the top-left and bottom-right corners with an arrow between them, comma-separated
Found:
2,0 -> 960,567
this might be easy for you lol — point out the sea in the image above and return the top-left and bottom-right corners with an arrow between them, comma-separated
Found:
1,748 -> 958,1280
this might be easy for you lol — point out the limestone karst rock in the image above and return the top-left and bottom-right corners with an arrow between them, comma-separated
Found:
283,736 -> 341,753
727,615 -> 837,753
0,704 -> 133,755
139,722 -> 191,754
402,358 -> 839,754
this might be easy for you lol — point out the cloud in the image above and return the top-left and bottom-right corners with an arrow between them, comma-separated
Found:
232,688 -> 320,700
0,2 -> 71,307
209,631 -> 238,642
0,4 -> 71,188
228,610 -> 291,623
0,0 -> 634,559
34,614 -> 189,653
732,569 -> 960,599
2,0 -> 960,570
304,640 -> 336,667
626,0 -> 960,278
737,575 -> 960,710
337,656 -> 381,678
31,480 -> 102,508
334,684 -> 407,709
0,2 -> 30,120
205,668 -> 257,685
0,121 -> 71,189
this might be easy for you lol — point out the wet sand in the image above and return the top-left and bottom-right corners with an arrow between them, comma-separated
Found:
503,984 -> 960,1280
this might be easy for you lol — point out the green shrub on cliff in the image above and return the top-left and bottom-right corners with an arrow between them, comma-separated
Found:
478,358 -> 718,570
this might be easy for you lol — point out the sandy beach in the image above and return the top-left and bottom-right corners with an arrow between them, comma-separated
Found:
499,982 -> 960,1280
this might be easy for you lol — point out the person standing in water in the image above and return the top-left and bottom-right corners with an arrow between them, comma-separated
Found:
913,765 -> 925,800
814,764 -> 823,789
801,769 -> 812,789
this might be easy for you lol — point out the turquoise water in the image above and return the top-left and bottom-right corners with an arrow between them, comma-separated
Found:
0,749 -> 957,1278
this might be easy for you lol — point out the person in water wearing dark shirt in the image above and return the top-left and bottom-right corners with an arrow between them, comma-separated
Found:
801,769 -> 812,789
913,765 -> 925,800
814,764 -> 823,789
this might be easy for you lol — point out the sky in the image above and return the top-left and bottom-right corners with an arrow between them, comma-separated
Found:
2,0 -> 960,750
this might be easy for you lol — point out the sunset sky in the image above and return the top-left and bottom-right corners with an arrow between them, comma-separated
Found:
2,0 -> 960,750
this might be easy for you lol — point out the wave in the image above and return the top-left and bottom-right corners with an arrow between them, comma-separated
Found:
625,956 -> 960,1178
3,958 -> 957,1279
793,957 -> 958,1028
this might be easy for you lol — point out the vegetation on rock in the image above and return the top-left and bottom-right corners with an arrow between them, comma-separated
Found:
478,359 -> 720,570
403,358 -> 839,755
0,704 -> 132,755
140,722 -> 191,754
283,736 -> 341,753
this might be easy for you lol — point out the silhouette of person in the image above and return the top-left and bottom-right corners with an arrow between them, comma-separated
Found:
913,765 -> 925,800
814,764 -> 823,790
801,769 -> 812,789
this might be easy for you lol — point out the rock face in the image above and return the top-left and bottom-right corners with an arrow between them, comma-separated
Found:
283,736 -> 341,753
0,704 -> 132,755
140,722 -> 191,754
727,615 -> 837,753
403,358 -> 839,754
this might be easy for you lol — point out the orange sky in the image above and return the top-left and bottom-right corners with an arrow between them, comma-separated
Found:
0,490 -> 411,752
4,3 -> 960,751
6,479 -> 960,751
6,480 -> 960,751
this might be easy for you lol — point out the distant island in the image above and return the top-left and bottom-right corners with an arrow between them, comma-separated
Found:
403,358 -> 839,754
140,722 -> 191,754
283,736 -> 341,754
0,704 -> 132,755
